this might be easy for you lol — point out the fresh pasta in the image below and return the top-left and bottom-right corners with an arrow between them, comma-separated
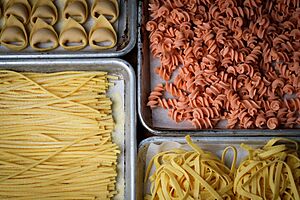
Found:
59,18 -> 88,51
63,0 -> 88,24
30,0 -> 58,25
30,18 -> 58,51
0,70 -> 120,200
147,0 -> 300,129
4,0 -> 31,24
92,0 -> 119,23
89,14 -> 117,49
235,138 -> 300,200
144,135 -> 236,200
0,15 -> 28,51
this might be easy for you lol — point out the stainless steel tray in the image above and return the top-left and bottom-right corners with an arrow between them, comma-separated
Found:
0,0 -> 136,58
0,58 -> 136,200
137,1 -> 300,136
137,136 -> 300,200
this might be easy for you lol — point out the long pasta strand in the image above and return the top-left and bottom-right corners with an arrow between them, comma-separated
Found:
0,70 -> 120,200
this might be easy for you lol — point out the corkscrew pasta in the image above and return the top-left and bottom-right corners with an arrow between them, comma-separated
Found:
0,70 -> 120,200
147,0 -> 300,129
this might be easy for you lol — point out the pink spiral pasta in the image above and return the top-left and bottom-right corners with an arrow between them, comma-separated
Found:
147,0 -> 300,129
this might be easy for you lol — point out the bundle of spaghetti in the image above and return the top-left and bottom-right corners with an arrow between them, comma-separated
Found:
234,138 -> 300,200
147,0 -> 300,129
0,70 -> 120,200
144,135 -> 237,200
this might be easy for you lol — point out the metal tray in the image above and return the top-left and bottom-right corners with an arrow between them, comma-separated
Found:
137,1 -> 300,136
0,58 -> 136,200
0,0 -> 136,58
137,136 -> 300,200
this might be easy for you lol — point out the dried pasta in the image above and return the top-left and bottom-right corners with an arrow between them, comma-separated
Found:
92,0 -> 119,23
63,0 -> 88,24
59,18 -> 88,51
147,0 -> 300,129
144,135 -> 236,200
235,138 -> 300,200
4,0 -> 31,24
0,70 -> 120,200
0,15 -> 28,51
89,14 -> 117,49
30,0 -> 58,25
30,18 -> 58,51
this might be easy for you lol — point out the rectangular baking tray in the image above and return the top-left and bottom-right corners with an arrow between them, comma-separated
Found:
137,1 -> 300,136
0,0 -> 136,58
137,136 -> 300,200
0,58 -> 136,200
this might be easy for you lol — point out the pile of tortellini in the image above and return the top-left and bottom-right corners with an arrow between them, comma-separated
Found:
0,0 -> 119,51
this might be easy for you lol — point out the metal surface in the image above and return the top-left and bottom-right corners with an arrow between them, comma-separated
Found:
0,0 -> 136,58
137,136 -> 300,200
0,58 -> 136,200
137,1 -> 300,136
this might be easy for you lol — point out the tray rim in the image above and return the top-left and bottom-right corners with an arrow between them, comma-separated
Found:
137,1 -> 300,137
0,58 -> 137,200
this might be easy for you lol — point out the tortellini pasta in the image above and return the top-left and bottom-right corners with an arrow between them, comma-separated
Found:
89,14 -> 117,50
59,18 -> 87,51
0,15 -> 28,51
92,0 -> 119,23
30,18 -> 58,51
4,0 -> 31,24
63,0 -> 88,24
30,0 -> 58,25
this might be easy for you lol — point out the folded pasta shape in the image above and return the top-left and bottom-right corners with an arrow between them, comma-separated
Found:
89,15 -> 117,50
4,0 -> 31,24
59,18 -> 87,51
0,15 -> 28,51
63,0 -> 88,24
91,0 -> 119,23
30,18 -> 58,51
30,0 -> 58,25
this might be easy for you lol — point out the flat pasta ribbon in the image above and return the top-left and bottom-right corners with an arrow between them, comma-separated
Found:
4,0 -> 31,24
29,18 -> 58,51
234,138 -> 300,200
30,0 -> 58,25
59,18 -> 88,51
144,135 -> 237,200
91,0 -> 119,23
89,14 -> 117,50
63,0 -> 88,24
0,15 -> 28,51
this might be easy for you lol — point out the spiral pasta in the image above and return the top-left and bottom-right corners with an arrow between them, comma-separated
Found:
147,0 -> 300,129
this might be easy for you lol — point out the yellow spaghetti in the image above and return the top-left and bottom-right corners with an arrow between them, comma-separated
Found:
0,70 -> 120,200
234,138 -> 300,200
144,135 -> 237,200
